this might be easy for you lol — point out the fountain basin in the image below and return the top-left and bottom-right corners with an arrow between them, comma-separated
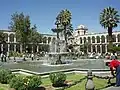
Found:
1,59 -> 109,73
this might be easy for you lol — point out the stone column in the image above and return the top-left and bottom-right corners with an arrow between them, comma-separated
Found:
47,37 -> 49,44
95,45 -> 97,53
20,44 -> 22,53
91,45 -> 93,52
100,37 -> 102,43
116,34 -> 118,43
8,34 -> 10,43
105,36 -> 107,43
8,44 -> 10,52
32,45 -> 33,53
1,44 -> 3,52
105,45 -> 107,53
37,45 -> 39,52
95,37 -> 97,44
100,45 -> 102,53
14,44 -> 16,52
82,37 -> 84,44
14,37 -> 16,43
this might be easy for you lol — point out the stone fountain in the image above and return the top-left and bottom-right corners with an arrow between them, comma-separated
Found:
43,24 -> 71,65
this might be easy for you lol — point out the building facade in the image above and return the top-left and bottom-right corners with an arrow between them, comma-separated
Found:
69,25 -> 120,53
0,30 -> 56,54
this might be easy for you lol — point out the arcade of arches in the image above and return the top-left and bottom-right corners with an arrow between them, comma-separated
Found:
79,34 -> 120,53
0,31 -> 56,54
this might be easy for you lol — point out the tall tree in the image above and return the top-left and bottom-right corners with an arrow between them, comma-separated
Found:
9,12 -> 32,52
100,7 -> 120,51
28,25 -> 42,44
55,9 -> 72,51
66,23 -> 73,37
60,9 -> 72,44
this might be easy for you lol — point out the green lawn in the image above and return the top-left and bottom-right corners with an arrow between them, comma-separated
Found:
0,83 -> 10,90
42,73 -> 115,90
0,73 -> 115,90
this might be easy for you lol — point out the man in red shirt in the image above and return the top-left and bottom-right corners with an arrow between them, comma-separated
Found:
109,58 -> 120,86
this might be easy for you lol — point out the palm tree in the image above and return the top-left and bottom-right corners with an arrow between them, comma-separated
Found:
100,7 -> 120,51
59,9 -> 72,51
66,23 -> 73,37
52,14 -> 63,39
51,13 -> 64,52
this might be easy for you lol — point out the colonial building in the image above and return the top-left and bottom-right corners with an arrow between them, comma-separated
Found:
0,30 -> 56,54
69,25 -> 120,53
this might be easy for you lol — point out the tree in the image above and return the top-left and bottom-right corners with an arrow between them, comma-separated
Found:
100,7 -> 120,51
9,12 -> 33,52
66,23 -> 73,37
55,9 -> 72,52
0,31 -> 5,44
60,9 -> 72,44
52,13 -> 64,39
28,25 -> 42,44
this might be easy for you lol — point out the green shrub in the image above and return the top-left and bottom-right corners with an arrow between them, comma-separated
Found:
10,75 -> 26,90
26,75 -> 41,90
0,68 -> 12,84
49,72 -> 66,87
7,73 -> 16,83
9,51 -> 23,57
10,75 -> 41,90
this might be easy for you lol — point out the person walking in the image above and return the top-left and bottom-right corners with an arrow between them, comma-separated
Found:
109,58 -> 120,87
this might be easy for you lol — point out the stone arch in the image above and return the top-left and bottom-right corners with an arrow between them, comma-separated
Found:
117,34 -> 120,42
43,37 -> 47,43
4,33 -> 8,42
92,45 -> 96,52
48,37 -> 51,44
16,44 -> 20,53
88,37 -> 91,43
92,36 -> 95,43
101,35 -> 105,43
16,34 -> 20,42
88,45 -> 91,52
106,35 -> 109,42
9,34 -> 14,42
102,45 -> 105,53
80,37 -> 82,44
53,37 -> 56,41
84,37 -> 86,43
10,44 -> 14,51
96,36 -> 100,43
3,42 -> 8,54
112,34 -> 116,42
97,45 -> 100,53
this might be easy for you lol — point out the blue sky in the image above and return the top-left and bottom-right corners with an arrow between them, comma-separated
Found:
0,0 -> 120,34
